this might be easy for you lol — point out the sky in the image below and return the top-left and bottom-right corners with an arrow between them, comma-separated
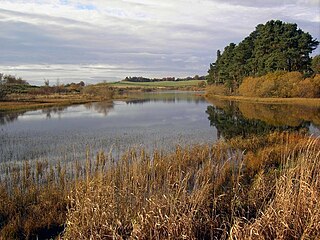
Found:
0,0 -> 319,85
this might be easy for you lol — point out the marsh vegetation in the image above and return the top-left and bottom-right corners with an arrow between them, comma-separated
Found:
0,91 -> 320,239
0,132 -> 319,239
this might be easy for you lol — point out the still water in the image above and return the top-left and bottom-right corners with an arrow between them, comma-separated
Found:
1,91 -> 320,163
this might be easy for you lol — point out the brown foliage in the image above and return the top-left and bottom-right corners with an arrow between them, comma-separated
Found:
239,71 -> 320,98
206,84 -> 230,96
82,84 -> 114,100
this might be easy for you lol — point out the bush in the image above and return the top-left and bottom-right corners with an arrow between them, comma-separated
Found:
2,74 -> 29,85
206,84 -> 230,96
239,71 -> 319,98
82,84 -> 114,100
0,85 -> 8,100
197,81 -> 207,88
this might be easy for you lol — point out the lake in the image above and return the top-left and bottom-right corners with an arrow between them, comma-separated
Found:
1,91 -> 320,164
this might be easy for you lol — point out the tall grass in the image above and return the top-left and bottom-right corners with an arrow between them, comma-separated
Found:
0,160 -> 68,239
0,132 -> 319,239
64,132 -> 320,240
231,137 -> 320,239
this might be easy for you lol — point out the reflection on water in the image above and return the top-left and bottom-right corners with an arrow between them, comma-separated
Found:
84,102 -> 114,116
41,106 -> 68,119
0,111 -> 24,125
1,92 -> 319,164
125,91 -> 206,105
237,102 -> 320,127
206,98 -> 320,139
0,92 -> 215,164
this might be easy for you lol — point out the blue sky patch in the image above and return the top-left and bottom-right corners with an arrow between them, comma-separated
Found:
76,3 -> 97,11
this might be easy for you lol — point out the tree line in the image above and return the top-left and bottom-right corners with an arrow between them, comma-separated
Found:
207,20 -> 319,92
124,75 -> 206,83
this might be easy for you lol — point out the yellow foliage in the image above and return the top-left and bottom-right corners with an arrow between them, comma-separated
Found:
239,71 -> 319,98
206,84 -> 230,96
238,77 -> 259,97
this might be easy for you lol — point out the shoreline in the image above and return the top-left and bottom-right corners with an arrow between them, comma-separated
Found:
205,94 -> 320,107
0,94 -> 103,112
3,90 -> 320,113
0,89 -> 205,112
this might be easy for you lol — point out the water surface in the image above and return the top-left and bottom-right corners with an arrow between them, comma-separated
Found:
1,91 -> 319,164
0,92 -> 216,163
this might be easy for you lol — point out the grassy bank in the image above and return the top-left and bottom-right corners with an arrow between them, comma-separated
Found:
0,81 -> 204,112
0,132 -> 319,239
0,83 -> 116,112
0,94 -> 100,112
205,91 -> 320,107
110,80 -> 205,89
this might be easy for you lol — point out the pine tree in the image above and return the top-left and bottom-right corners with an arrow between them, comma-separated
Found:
208,20 -> 319,91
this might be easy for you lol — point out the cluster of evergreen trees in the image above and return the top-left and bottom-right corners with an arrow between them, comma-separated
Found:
207,20 -> 319,91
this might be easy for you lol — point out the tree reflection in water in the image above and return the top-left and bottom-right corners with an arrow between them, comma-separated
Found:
0,111 -> 25,125
125,92 -> 206,105
84,101 -> 114,116
42,106 -> 67,119
205,99 -> 320,140
0,102 -> 114,126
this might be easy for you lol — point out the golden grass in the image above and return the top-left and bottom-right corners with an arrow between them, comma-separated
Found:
231,138 -> 320,239
0,160 -> 69,239
64,145 -> 234,239
0,92 -> 115,111
64,132 -> 320,240
0,132 -> 319,239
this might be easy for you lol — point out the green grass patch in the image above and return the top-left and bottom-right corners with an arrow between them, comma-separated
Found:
111,80 -> 204,88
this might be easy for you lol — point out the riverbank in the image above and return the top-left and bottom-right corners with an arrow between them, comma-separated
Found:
205,93 -> 320,107
0,132 -> 319,239
0,80 -> 206,112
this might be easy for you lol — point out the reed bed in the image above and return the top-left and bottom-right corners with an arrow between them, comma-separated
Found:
64,132 -> 320,240
0,132 -> 319,239
230,137 -> 320,239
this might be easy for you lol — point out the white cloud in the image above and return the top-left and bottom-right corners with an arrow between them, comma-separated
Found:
0,0 -> 319,85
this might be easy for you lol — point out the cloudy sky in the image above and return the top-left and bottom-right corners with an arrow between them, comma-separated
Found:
0,0 -> 319,85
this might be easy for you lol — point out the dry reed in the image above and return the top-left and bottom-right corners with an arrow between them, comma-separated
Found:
64,132 -> 320,240
0,132 -> 319,239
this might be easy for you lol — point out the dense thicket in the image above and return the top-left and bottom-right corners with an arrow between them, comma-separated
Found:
0,74 -> 30,100
207,20 -> 319,91
239,71 -> 320,98
0,73 -> 29,85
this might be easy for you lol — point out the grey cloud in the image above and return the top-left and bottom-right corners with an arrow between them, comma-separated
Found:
0,0 -> 319,85
208,0 -> 318,8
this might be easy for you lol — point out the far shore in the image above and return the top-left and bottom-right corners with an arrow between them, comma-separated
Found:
2,88 -> 320,113
0,94 -> 105,112
0,84 -> 205,112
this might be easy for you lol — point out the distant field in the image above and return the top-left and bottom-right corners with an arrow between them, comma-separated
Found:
110,80 -> 204,88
